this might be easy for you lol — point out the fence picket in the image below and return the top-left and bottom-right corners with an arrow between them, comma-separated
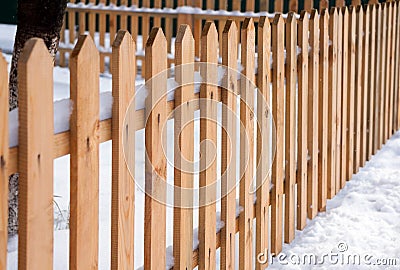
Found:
341,7 -> 349,187
336,8 -> 343,193
318,9 -> 329,210
307,9 -> 319,218
144,27 -> 168,270
255,16 -> 270,269
395,2 -> 400,131
18,38 -> 54,270
354,6 -> 363,174
361,5 -> 370,167
111,30 -> 136,270
173,25 -> 195,270
0,53 -> 8,270
99,0 -> 107,72
70,35 -> 100,270
346,6 -> 356,180
378,4 -> 387,149
239,18 -> 255,269
372,4 -> 380,155
390,2 -> 398,135
328,8 -> 338,199
384,3 -> 392,142
388,3 -> 396,138
221,20 -> 238,270
284,12 -> 297,242
296,11 -> 309,230
271,14 -> 284,254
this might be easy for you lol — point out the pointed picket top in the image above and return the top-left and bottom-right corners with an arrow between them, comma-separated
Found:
342,5 -> 348,17
19,38 -> 52,68
287,11 -> 296,24
273,13 -> 284,26
242,17 -> 255,32
71,35 -> 98,62
299,10 -> 309,23
112,29 -> 135,52
223,19 -> 237,39
321,6 -> 329,22
310,9 -> 319,20
146,27 -> 167,50
201,21 -> 218,50
330,6 -> 338,18
145,27 -> 167,82
175,24 -> 194,66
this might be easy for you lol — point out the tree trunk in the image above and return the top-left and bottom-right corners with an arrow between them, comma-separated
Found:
8,0 -> 67,236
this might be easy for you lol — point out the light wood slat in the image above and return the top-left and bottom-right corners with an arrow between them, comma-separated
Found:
142,0 -> 150,58
275,0 -> 283,13
335,8 -> 343,194
173,25 -> 195,270
354,6 -> 363,174
165,0 -> 173,53
130,0 -> 139,43
360,5 -> 370,168
260,0 -> 269,11
246,0 -> 255,11
390,2 -> 398,134
78,11 -> 86,35
193,0 -> 202,57
109,0 -> 118,56
70,35 -> 100,270
59,18 -> 67,67
0,53 -> 8,270
374,4 -> 382,153
271,14 -> 284,254
289,0 -> 298,12
99,0 -> 107,72
341,7 -> 349,187
318,9 -> 329,211
388,3 -> 396,138
304,0 -> 313,12
367,4 -> 376,160
307,9 -> 319,218
153,0 -> 162,26
111,30 -> 136,270
394,2 -> 400,131
68,9 -> 76,44
144,27 -> 167,270
239,18 -> 255,270
255,16 -> 271,269
120,0 -> 128,30
327,8 -> 338,199
336,0 -> 345,7
296,11 -> 309,230
378,4 -> 387,149
384,3 -> 392,142
88,10 -> 95,39
284,12 -> 296,242
199,21 -> 218,270
346,6 -> 356,180
18,38 -> 54,270
221,20 -> 238,270
320,0 -> 329,11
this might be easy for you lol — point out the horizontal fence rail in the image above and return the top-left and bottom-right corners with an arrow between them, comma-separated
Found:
1,1 -> 400,269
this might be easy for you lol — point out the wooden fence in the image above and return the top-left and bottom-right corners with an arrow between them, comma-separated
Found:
1,1 -> 400,269
59,0 -> 369,72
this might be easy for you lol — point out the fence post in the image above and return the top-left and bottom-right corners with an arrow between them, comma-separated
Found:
318,9 -> 329,211
199,21 -> 218,270
328,8 -> 338,199
354,6 -> 364,174
221,20 -> 238,270
18,38 -> 54,270
308,9 -> 319,219
70,35 -> 100,270
0,53 -> 8,270
341,7 -> 349,187
173,24 -> 195,270
271,14 -> 284,255
144,27 -> 167,270
296,11 -> 309,231
111,30 -> 136,270
285,12 -> 297,243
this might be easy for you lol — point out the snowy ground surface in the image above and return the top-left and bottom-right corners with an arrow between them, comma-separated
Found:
2,23 -> 400,269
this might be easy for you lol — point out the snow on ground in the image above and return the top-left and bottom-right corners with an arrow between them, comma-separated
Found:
2,23 -> 400,269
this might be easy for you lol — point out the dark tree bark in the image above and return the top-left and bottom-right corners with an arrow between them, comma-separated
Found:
8,0 -> 68,236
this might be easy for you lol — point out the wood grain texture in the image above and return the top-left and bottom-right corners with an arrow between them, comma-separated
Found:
70,35 -> 100,270
221,20 -> 238,270
368,5 -> 377,159
328,8 -> 338,199
394,2 -> 400,131
199,21 -> 218,270
390,2 -> 398,134
336,8 -> 343,194
374,4 -> 382,153
297,11 -> 309,230
346,6 -> 356,180
173,25 -> 195,270
255,16 -> 271,269
378,4 -> 386,149
384,3 -> 392,142
144,27 -> 167,270
18,38 -> 54,270
111,30 -> 136,270
271,14 -> 284,254
0,53 -> 8,270
388,3 -> 396,137
284,12 -> 297,242
307,9 -> 319,219
354,6 -> 363,174
239,18 -> 255,269
341,7 -> 349,188
318,9 -> 329,211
